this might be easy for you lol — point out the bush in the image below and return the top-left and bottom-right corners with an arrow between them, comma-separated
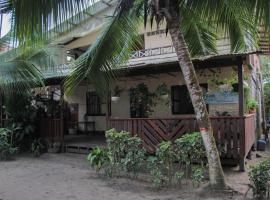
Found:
122,136 -> 146,177
249,160 -> 270,199
31,138 -> 45,157
87,147 -> 112,176
0,128 -> 18,160
87,129 -> 145,177
148,141 -> 176,187
89,130 -> 206,188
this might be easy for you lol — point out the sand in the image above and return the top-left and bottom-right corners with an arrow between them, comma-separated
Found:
0,152 -> 253,200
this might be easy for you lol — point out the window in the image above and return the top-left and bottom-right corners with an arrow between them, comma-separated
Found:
171,84 -> 208,115
86,92 -> 102,116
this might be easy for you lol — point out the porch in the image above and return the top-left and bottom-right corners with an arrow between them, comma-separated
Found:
38,114 -> 255,170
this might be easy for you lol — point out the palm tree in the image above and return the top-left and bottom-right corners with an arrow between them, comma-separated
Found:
0,0 -> 269,189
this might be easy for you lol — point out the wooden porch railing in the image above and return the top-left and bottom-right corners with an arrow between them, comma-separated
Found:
108,115 -> 255,169
39,118 -> 63,142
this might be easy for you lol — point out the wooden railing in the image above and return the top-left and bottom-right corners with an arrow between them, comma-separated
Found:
39,118 -> 63,142
108,115 -> 255,168
130,45 -> 175,59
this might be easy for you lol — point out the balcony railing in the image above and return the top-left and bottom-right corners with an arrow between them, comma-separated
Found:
130,45 -> 175,59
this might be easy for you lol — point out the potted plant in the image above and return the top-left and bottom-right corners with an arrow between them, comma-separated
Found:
156,83 -> 170,100
111,86 -> 124,103
247,99 -> 258,114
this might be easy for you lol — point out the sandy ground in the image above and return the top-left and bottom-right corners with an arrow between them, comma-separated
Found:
0,152 -> 259,200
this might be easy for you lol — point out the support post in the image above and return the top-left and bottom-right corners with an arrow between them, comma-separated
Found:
238,57 -> 244,116
238,57 -> 246,171
106,90 -> 111,130
60,84 -> 65,152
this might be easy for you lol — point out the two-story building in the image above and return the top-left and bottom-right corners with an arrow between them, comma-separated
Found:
37,0 -> 266,170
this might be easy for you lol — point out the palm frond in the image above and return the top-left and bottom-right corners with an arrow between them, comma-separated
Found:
0,0 -> 100,45
0,45 -> 61,94
180,0 -> 258,53
64,0 -> 143,96
181,8 -> 217,57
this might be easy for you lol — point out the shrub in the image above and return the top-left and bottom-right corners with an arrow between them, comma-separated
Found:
175,132 -> 205,163
191,166 -> 205,187
249,160 -> 270,199
105,129 -> 131,176
148,141 -> 177,187
87,129 -> 145,177
87,147 -> 112,177
31,138 -> 45,157
121,136 -> 146,177
0,128 -> 18,160
89,130 -> 207,188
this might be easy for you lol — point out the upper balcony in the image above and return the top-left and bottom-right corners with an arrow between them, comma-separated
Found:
128,45 -> 178,67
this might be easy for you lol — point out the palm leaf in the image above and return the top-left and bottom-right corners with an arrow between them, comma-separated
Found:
64,0 -> 143,96
180,0 -> 258,52
0,0 -> 100,45
0,45 -> 60,94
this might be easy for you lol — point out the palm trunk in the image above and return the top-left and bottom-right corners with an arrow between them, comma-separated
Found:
166,13 -> 226,188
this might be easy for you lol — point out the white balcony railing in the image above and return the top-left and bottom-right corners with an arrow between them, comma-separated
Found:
130,45 -> 175,59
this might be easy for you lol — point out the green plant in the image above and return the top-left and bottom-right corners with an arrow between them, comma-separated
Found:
148,141 -> 176,187
87,147 -> 111,176
121,136 -> 145,177
105,128 -> 145,177
175,132 -> 205,164
249,160 -> 270,199
191,166 -> 205,187
4,91 -> 38,148
247,99 -> 258,110
0,128 -> 18,160
130,83 -> 156,118
31,138 -> 44,157
155,83 -> 170,96
175,132 -> 206,183
174,171 -> 185,185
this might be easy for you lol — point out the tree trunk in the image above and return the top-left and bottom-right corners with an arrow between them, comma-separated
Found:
166,13 -> 226,189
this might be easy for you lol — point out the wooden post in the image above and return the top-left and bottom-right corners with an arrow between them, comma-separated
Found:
106,90 -> 111,130
238,57 -> 244,116
238,57 -> 245,171
60,84 -> 65,152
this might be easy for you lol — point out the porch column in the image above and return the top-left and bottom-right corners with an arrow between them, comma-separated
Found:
60,83 -> 65,152
106,90 -> 111,129
237,57 -> 244,116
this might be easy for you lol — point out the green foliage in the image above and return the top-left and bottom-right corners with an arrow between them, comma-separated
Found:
147,142 -> 176,187
175,132 -> 205,164
3,91 -> 39,148
264,82 -> 270,115
148,134 -> 206,188
31,138 -> 44,157
87,147 -> 111,176
0,128 -> 18,160
247,99 -> 258,110
155,83 -> 170,96
122,136 -> 146,177
191,166 -> 205,187
87,129 -> 145,177
130,83 -> 156,118
249,160 -> 270,199
90,130 -> 206,188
